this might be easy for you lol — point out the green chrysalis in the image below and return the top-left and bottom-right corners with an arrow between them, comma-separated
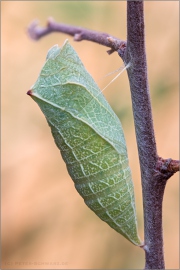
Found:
27,40 -> 141,246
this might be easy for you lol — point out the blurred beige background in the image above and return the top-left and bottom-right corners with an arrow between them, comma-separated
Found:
1,1 -> 179,269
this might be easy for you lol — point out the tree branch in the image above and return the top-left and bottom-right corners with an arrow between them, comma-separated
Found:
125,1 -> 163,268
123,1 -> 178,269
27,17 -> 126,55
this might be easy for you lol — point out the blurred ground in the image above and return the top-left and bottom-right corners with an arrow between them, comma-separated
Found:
1,1 -> 179,269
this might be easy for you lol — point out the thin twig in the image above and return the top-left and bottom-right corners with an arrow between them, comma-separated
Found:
27,17 -> 126,55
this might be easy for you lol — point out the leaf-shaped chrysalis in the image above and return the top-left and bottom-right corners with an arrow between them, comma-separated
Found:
27,40 -> 141,246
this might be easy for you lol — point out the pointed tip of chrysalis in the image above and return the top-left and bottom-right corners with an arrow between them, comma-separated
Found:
27,89 -> 33,96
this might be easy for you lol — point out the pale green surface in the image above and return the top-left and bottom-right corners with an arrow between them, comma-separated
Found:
29,40 -> 141,246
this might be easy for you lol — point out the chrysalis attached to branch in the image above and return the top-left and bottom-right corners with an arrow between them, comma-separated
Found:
27,40 -> 142,246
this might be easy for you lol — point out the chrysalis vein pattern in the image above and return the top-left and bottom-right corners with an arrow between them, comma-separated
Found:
28,40 -> 141,246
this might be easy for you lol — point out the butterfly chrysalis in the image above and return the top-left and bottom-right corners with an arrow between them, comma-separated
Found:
27,40 -> 141,246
